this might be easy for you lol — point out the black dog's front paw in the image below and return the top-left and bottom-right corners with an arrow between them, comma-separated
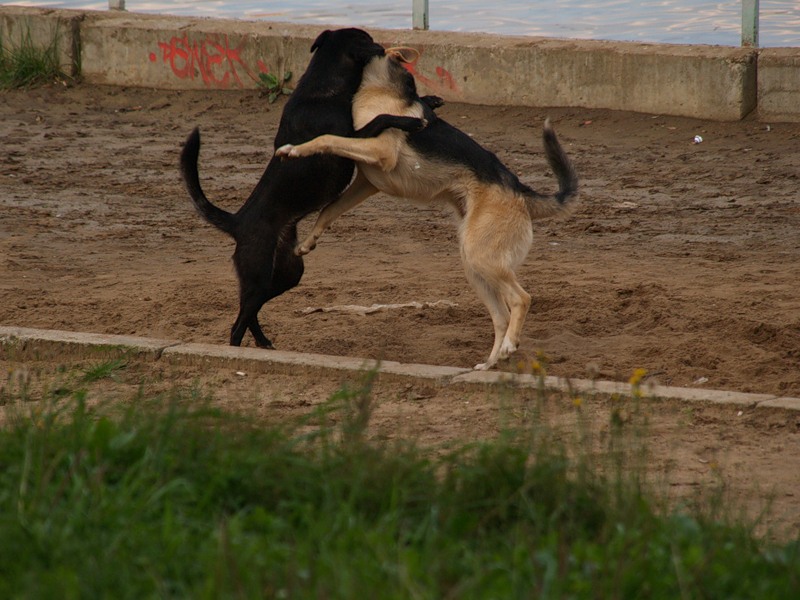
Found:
421,95 -> 445,110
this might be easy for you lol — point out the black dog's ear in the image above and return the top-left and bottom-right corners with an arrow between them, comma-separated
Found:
311,30 -> 332,53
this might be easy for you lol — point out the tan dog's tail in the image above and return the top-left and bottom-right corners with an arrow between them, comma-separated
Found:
525,119 -> 579,219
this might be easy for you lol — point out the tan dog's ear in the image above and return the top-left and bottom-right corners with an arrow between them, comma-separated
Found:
311,30 -> 332,53
385,47 -> 420,64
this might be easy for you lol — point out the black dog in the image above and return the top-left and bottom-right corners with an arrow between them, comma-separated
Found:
180,28 -> 429,348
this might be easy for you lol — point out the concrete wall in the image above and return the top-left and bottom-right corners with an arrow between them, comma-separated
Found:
385,31 -> 757,120
758,48 -> 800,122
0,6 -> 82,76
1,6 -> 797,121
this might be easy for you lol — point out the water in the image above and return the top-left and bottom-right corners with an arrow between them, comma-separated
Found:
4,1 -> 799,47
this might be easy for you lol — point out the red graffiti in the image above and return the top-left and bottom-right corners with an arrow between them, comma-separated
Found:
153,34 -> 261,89
401,52 -> 461,96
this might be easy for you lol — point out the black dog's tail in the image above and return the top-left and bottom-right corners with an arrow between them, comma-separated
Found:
180,128 -> 237,236
524,119 -> 579,219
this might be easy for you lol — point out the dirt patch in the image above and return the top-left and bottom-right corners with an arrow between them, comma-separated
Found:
2,84 -> 798,395
1,83 -> 799,537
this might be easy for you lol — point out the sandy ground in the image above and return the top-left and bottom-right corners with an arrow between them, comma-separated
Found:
1,83 -> 799,538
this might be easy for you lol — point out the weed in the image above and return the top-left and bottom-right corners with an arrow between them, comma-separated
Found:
0,25 -> 66,89
79,358 -> 127,384
257,70 -> 292,103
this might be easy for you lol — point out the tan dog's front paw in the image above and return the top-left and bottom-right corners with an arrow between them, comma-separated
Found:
295,238 -> 317,256
276,144 -> 299,159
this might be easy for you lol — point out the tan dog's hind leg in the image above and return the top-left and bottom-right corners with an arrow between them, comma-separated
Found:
463,264 -> 511,370
277,134 -> 400,171
460,190 -> 533,370
465,264 -> 531,370
494,274 -> 532,362
297,170 -> 379,255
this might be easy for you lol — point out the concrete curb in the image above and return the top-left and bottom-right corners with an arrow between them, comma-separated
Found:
2,6 -> 799,121
2,326 -> 797,411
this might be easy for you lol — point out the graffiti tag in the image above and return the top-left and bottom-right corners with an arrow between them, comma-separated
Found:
401,52 -> 461,97
151,34 -> 268,89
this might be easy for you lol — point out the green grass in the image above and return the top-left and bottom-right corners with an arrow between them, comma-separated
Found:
0,26 -> 65,89
0,364 -> 798,598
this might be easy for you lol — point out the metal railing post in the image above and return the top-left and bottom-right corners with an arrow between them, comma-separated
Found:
102,1 -> 763,46
741,0 -> 759,46
412,0 -> 429,30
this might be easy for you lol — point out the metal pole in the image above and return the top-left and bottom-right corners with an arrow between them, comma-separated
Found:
412,0 -> 429,30
741,0 -> 759,47
109,0 -> 125,10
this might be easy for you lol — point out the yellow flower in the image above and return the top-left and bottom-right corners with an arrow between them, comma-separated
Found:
629,368 -> 647,386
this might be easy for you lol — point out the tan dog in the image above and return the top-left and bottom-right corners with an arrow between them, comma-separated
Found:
277,53 -> 578,370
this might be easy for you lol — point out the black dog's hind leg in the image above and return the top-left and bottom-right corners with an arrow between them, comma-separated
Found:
231,277 -> 274,348
266,222 -> 305,303
247,315 -> 274,349
230,236 -> 280,347
273,222 -> 305,282
231,223 -> 305,348
231,286 -> 269,347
